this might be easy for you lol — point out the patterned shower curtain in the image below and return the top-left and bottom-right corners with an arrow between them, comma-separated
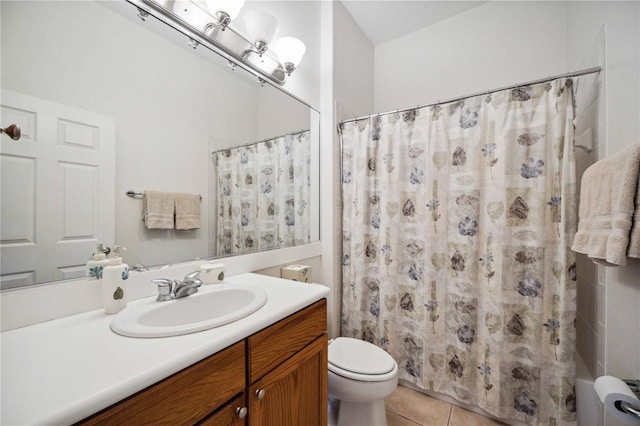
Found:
340,79 -> 577,425
214,130 -> 311,255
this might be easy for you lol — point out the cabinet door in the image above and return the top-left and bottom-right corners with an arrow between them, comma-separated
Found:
198,393 -> 247,426
249,334 -> 327,426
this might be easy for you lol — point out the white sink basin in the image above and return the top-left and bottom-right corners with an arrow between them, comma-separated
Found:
111,283 -> 268,338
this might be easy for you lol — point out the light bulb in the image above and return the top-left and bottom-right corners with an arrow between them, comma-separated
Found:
272,37 -> 305,74
243,10 -> 279,52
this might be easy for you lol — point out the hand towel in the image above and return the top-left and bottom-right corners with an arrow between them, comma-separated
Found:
627,165 -> 640,258
571,144 -> 640,266
142,191 -> 174,229
175,192 -> 201,231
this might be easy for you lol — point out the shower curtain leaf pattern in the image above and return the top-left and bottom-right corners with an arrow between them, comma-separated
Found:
214,130 -> 311,255
340,79 -> 577,425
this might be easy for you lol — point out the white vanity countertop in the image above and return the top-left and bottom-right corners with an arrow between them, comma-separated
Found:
1,273 -> 330,425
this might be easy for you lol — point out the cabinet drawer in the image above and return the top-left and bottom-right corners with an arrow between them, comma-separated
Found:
248,299 -> 326,383
78,341 -> 245,425
198,393 -> 246,426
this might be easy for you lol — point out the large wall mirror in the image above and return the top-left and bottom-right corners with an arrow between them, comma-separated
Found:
0,1 -> 320,290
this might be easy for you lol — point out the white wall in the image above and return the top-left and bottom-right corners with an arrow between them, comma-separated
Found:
374,1 -> 567,112
566,3 -> 640,426
319,0 -> 338,336
319,1 -> 375,337
333,1 -> 375,119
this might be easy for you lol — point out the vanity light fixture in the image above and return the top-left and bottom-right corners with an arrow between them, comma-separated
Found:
204,0 -> 245,30
272,37 -> 306,76
134,0 -> 305,85
241,12 -> 306,73
243,10 -> 279,57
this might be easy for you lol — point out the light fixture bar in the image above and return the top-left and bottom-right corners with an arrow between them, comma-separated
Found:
131,0 -> 287,85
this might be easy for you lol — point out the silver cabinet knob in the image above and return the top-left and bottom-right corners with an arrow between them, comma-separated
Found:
255,389 -> 266,400
236,406 -> 248,419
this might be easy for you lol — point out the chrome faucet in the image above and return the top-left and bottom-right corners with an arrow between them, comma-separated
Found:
152,271 -> 202,301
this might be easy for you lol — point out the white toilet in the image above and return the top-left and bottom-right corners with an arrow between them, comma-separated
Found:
328,337 -> 399,426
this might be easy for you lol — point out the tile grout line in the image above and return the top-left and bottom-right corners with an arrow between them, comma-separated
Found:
386,409 -> 421,426
446,404 -> 453,425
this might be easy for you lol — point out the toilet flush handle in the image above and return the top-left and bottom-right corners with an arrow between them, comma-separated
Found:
255,389 -> 266,400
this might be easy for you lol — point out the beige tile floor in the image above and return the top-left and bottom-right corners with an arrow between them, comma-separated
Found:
385,386 -> 506,426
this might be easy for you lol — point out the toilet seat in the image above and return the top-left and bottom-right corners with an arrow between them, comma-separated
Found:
328,337 -> 397,382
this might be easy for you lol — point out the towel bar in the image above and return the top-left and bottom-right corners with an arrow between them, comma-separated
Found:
126,190 -> 202,200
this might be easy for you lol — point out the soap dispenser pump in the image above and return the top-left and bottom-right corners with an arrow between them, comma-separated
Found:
102,245 -> 129,314
85,243 -> 111,279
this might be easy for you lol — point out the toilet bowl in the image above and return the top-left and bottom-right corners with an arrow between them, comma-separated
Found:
328,337 -> 398,426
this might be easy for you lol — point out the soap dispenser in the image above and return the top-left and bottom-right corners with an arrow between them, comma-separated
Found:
102,245 -> 129,314
85,243 -> 111,279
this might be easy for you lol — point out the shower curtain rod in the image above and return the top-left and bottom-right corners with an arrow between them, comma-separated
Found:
340,66 -> 601,125
211,128 -> 310,155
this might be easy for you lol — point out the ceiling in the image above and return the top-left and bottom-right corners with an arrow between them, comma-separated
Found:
341,1 -> 487,46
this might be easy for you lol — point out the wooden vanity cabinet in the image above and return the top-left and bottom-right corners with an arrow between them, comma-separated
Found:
77,299 -> 327,426
78,341 -> 246,425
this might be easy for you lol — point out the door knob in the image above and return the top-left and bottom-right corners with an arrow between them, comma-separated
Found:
255,389 -> 266,400
1,124 -> 21,141
236,406 -> 248,419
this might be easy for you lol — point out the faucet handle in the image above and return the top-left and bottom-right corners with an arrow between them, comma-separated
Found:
184,270 -> 201,280
183,271 -> 202,288
152,279 -> 174,301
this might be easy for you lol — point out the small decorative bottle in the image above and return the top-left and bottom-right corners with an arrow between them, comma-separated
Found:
85,243 -> 111,279
102,245 -> 129,314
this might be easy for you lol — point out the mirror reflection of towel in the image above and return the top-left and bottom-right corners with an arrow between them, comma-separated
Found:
175,192 -> 201,231
143,191 -> 174,229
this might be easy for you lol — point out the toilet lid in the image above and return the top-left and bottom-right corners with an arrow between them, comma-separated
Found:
328,337 -> 396,375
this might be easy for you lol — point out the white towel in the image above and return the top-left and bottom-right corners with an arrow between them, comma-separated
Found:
175,192 -> 200,231
571,144 -> 640,266
143,191 -> 174,229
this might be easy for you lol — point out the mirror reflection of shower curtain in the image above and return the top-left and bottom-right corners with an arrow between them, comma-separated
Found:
339,80 -> 577,425
214,130 -> 311,255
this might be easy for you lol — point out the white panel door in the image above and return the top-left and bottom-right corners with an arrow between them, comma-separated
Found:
1,89 -> 115,289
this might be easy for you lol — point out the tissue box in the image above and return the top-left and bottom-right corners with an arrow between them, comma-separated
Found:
281,265 -> 312,283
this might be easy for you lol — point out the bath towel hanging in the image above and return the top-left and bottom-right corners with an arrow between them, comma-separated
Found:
571,144 -> 640,266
